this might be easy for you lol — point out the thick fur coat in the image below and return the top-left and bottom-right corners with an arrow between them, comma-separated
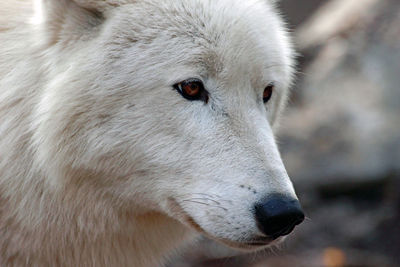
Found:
0,0 -> 298,266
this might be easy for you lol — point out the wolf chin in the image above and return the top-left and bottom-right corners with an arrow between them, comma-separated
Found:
0,0 -> 304,266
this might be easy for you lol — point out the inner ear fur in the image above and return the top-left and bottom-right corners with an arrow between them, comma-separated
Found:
42,0 -> 130,19
40,0 -> 131,43
72,0 -> 131,13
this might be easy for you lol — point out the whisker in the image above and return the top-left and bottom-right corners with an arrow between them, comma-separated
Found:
185,197 -> 220,205
191,192 -> 221,198
192,193 -> 234,203
181,199 -> 228,211
176,193 -> 233,205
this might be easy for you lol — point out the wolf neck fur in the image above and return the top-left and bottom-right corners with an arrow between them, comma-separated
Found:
0,166 -> 191,266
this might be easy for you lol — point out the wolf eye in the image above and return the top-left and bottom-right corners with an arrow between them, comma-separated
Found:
174,79 -> 208,102
263,83 -> 274,103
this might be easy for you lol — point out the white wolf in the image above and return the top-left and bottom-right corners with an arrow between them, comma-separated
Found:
0,0 -> 304,266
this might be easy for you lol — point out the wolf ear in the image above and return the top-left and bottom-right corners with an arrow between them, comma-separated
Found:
41,0 -> 129,19
40,0 -> 129,42
72,0 -> 130,12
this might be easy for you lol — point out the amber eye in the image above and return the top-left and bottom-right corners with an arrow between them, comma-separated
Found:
263,83 -> 274,103
174,79 -> 208,102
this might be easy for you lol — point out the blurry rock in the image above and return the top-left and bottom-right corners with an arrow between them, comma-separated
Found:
295,0 -> 382,50
278,0 -> 400,265
280,0 -> 400,195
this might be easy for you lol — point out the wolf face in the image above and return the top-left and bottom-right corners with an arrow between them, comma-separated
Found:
34,0 -> 303,251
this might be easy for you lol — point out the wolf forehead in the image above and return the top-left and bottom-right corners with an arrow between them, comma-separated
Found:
100,0 -> 294,81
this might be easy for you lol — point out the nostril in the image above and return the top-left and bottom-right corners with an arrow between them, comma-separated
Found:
254,195 -> 304,239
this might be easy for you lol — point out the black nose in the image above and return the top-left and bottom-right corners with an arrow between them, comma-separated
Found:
254,195 -> 304,239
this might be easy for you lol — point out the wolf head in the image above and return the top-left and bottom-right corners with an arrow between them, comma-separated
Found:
33,0 -> 303,250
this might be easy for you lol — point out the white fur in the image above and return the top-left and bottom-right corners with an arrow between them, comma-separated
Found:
0,0 -> 297,266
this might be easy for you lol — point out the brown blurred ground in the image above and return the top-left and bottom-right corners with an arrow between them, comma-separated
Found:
168,0 -> 400,266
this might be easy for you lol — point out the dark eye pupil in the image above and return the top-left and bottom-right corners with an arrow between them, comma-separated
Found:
183,82 -> 200,96
174,79 -> 208,102
263,84 -> 274,103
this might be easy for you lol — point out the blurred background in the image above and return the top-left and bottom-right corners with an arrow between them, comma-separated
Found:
168,0 -> 400,266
